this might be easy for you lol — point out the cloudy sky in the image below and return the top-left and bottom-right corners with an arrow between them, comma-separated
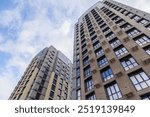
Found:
0,0 -> 150,100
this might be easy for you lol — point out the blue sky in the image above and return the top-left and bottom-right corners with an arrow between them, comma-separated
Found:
0,0 -> 150,100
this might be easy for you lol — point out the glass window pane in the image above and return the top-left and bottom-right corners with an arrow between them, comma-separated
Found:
135,84 -> 142,91
140,82 -> 148,89
135,74 -> 143,82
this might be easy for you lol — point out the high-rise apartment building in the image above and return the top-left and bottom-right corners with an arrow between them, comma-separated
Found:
73,0 -> 150,100
9,46 -> 72,100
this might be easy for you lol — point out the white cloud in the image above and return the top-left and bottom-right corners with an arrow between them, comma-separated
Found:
0,0 -> 150,100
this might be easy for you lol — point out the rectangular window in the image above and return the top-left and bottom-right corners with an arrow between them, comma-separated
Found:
132,15 -> 141,21
83,57 -> 89,66
121,56 -> 138,71
105,82 -> 122,100
84,66 -> 91,78
116,20 -> 126,26
141,93 -> 150,100
144,46 -> 150,55
101,67 -> 114,81
98,56 -> 108,68
127,12 -> 134,18
139,19 -> 149,25
106,33 -> 116,41
129,70 -> 150,91
146,24 -> 150,30
120,23 -> 132,31
58,89 -> 62,96
76,78 -> 80,88
93,42 -> 101,50
95,48 -> 104,57
110,38 -> 121,48
86,92 -> 96,100
51,85 -> 56,91
50,91 -> 54,98
127,28 -> 140,38
76,60 -> 80,68
77,90 -> 81,100
76,68 -> 80,77
114,46 -> 128,58
85,78 -> 94,92
134,35 -> 150,46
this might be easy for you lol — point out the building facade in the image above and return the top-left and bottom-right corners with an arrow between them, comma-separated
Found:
9,46 -> 72,100
72,0 -> 150,100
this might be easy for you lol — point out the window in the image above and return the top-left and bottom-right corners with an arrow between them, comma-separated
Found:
146,24 -> 150,30
77,90 -> 81,100
93,42 -> 101,50
98,56 -> 108,68
141,93 -> 150,100
50,91 -> 54,98
76,68 -> 80,77
144,46 -> 150,55
76,60 -> 80,68
86,92 -> 96,100
58,89 -> 62,96
117,20 -> 126,26
83,57 -> 89,66
85,78 -> 94,92
51,85 -> 56,91
106,33 -> 115,41
139,19 -> 149,25
76,78 -> 80,88
105,82 -> 122,100
127,12 -> 134,18
129,70 -> 150,91
35,93 -> 41,99
76,54 -> 79,60
82,49 -> 87,58
114,46 -> 128,57
132,15 -> 141,21
101,67 -> 114,81
121,56 -> 138,71
120,23 -> 132,31
110,38 -> 121,48
84,66 -> 91,78
95,48 -> 104,57
127,28 -> 140,38
53,78 -> 57,85
134,35 -> 150,46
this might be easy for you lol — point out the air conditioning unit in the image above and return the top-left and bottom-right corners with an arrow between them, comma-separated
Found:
109,57 -> 116,63
117,30 -> 123,36
87,43 -> 91,47
105,48 -> 110,53
104,15 -> 107,19
91,68 -> 97,73
94,23 -> 97,26
106,18 -> 110,22
88,49 -> 93,54
99,35 -> 103,39
123,37 -> 130,42
89,57 -> 94,62
113,25 -> 118,30
114,71 -> 123,78
101,40 -> 107,45
131,45 -> 138,52
96,30 -> 101,34
87,38 -> 90,42
95,26 -> 98,30
109,21 -> 113,26
124,92 -> 134,98
141,57 -> 150,65
94,82 -> 101,89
